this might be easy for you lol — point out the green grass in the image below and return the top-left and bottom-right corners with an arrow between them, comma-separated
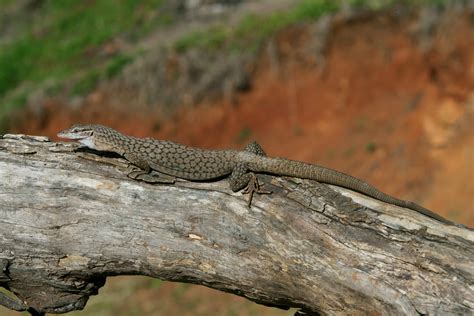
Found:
365,142 -> 377,153
0,39 -> 37,96
0,0 -> 162,96
106,54 -> 134,78
174,25 -> 231,53
173,0 -> 454,53
0,1 -> 16,10
0,0 -> 166,130
174,0 -> 339,53
349,0 -> 453,8
72,70 -> 101,96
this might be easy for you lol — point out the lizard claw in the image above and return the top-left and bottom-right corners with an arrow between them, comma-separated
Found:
241,174 -> 272,207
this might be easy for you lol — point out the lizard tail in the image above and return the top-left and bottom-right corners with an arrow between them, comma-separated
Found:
250,157 -> 451,224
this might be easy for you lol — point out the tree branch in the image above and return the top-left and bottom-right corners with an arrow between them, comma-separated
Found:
0,134 -> 472,315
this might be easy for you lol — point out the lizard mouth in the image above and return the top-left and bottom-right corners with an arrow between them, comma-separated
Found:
57,131 -> 97,149
57,125 -> 98,150
57,129 -> 93,140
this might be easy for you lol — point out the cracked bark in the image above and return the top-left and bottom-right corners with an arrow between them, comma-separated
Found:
0,134 -> 472,315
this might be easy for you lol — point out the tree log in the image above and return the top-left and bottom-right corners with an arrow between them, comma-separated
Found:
0,134 -> 472,315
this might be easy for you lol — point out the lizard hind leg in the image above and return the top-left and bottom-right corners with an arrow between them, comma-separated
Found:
229,163 -> 272,207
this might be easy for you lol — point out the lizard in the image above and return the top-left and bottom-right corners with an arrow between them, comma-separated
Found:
57,124 -> 453,225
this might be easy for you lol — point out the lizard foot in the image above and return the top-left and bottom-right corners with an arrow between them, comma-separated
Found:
241,174 -> 272,207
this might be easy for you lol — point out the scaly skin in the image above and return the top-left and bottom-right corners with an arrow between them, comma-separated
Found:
58,124 -> 453,225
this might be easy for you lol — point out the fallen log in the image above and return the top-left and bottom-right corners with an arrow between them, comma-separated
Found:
0,134 -> 472,315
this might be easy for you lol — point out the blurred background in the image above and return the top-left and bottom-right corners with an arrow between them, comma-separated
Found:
1,0 -> 473,315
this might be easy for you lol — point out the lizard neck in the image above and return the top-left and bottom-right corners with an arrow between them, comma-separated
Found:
89,129 -> 135,156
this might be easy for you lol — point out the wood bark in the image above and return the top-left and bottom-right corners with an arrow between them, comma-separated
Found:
0,134 -> 472,315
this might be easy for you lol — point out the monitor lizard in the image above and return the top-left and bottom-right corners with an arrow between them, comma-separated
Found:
57,124 -> 453,225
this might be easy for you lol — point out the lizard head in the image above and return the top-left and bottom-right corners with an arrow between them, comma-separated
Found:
57,124 -> 117,151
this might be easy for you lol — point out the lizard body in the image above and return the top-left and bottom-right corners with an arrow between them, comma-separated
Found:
58,124 -> 452,225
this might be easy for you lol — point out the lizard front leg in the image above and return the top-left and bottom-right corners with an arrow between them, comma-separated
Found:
123,152 -> 175,184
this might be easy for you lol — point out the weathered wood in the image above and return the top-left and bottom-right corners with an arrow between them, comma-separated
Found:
0,134 -> 472,315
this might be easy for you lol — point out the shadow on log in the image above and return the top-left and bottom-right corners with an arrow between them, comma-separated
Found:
0,134 -> 472,315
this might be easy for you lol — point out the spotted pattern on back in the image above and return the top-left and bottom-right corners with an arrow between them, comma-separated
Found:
143,139 -> 237,180
90,125 -> 237,180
